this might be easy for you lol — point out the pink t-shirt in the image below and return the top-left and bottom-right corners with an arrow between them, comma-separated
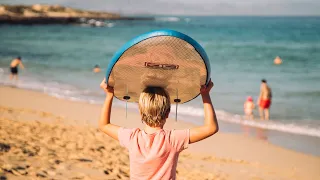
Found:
118,128 -> 190,180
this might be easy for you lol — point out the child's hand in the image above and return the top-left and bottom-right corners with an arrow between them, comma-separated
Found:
100,78 -> 114,96
200,79 -> 214,95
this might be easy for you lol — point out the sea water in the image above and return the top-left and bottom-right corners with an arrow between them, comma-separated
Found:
1,16 -> 320,154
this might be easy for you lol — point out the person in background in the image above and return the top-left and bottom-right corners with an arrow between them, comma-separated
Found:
257,79 -> 272,120
244,96 -> 255,120
9,56 -> 25,81
274,56 -> 282,65
93,65 -> 101,73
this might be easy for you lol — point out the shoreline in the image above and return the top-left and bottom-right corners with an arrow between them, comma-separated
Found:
1,69 -> 318,140
1,80 -> 320,156
1,85 -> 320,179
2,77 -> 320,156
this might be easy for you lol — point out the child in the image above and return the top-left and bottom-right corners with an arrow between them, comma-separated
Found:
244,96 -> 255,120
99,78 -> 218,180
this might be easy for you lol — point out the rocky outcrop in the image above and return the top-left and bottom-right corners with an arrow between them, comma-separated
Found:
0,4 -> 153,24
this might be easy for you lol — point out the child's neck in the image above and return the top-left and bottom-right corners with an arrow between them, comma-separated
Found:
144,124 -> 163,134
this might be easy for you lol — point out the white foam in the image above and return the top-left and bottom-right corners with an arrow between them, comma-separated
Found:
1,69 -> 319,138
118,103 -> 320,138
107,23 -> 115,28
155,17 -> 180,22
0,69 -> 97,104
173,105 -> 320,138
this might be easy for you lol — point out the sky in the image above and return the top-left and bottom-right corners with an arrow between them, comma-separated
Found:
2,0 -> 320,16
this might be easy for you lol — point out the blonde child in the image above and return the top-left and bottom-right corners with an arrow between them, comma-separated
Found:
99,78 -> 218,180
244,96 -> 255,120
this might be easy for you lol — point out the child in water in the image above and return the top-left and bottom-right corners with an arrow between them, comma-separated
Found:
99,78 -> 218,180
244,96 -> 255,120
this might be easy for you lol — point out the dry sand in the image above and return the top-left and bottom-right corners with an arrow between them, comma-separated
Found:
0,86 -> 319,180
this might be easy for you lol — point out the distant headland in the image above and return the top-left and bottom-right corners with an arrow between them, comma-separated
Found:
0,4 -> 154,25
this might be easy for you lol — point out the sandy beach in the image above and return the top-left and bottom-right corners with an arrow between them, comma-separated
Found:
0,86 -> 319,180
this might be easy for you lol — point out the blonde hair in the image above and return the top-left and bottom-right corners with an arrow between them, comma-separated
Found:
139,87 -> 171,127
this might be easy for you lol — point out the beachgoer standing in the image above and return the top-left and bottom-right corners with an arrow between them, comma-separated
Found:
9,56 -> 25,81
257,79 -> 272,120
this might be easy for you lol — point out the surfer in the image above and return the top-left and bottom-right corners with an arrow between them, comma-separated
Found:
98,79 -> 218,179
244,96 -> 255,120
93,65 -> 101,73
9,56 -> 25,81
257,79 -> 272,120
274,56 -> 282,65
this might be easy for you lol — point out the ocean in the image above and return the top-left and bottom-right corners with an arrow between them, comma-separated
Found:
1,16 -> 320,155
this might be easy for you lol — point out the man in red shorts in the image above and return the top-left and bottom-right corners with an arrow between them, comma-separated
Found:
257,79 -> 272,120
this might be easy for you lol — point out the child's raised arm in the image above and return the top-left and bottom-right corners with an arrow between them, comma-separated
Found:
99,78 -> 121,140
189,80 -> 219,143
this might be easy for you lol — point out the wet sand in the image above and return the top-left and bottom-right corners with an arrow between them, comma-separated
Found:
1,86 -> 319,180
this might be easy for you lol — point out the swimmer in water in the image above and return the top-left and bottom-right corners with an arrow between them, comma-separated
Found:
274,56 -> 282,65
93,65 -> 101,73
